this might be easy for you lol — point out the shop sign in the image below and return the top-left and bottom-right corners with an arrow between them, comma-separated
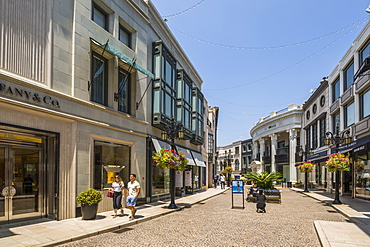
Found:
308,150 -> 328,160
354,145 -> 366,153
0,83 -> 60,108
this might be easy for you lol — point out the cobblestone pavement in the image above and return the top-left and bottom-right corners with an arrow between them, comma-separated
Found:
58,188 -> 349,247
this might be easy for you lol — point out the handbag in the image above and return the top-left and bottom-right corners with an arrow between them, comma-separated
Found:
107,191 -> 114,198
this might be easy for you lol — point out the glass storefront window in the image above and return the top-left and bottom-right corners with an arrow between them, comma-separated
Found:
93,141 -> 130,190
355,151 -> 370,199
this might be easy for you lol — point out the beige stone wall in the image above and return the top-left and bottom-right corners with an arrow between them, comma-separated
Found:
0,0 -> 52,84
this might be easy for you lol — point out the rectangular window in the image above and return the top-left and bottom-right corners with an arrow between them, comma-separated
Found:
332,78 -> 340,103
306,128 -> 311,149
360,88 -> 370,119
94,141 -> 130,190
92,2 -> 108,30
343,62 -> 354,91
119,25 -> 131,48
344,102 -> 355,127
333,112 -> 340,132
118,69 -> 130,113
312,123 -> 318,149
152,42 -> 176,122
319,118 -> 326,147
360,41 -> 370,62
235,161 -> 239,171
91,53 -> 108,105
208,134 -> 214,152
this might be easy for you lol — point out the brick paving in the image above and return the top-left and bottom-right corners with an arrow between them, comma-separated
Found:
58,188 -> 348,247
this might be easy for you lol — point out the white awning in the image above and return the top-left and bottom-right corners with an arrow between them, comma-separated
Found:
191,151 -> 206,167
250,160 -> 262,168
176,146 -> 196,166
151,139 -> 171,153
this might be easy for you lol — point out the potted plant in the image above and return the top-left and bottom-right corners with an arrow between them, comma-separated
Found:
244,172 -> 283,189
152,148 -> 188,171
76,188 -> 102,220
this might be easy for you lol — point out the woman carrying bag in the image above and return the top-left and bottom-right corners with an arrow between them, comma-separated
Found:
110,175 -> 124,218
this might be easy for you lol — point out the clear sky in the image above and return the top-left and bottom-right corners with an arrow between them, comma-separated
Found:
150,0 -> 370,147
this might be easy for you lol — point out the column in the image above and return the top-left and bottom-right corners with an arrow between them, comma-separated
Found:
259,138 -> 265,173
270,134 -> 277,172
288,129 -> 297,183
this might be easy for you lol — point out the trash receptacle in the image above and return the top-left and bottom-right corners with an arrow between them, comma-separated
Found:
287,182 -> 292,188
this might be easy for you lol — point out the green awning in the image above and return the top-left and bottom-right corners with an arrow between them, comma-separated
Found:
91,38 -> 154,79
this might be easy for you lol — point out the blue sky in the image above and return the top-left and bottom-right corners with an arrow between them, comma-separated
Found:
150,0 -> 370,146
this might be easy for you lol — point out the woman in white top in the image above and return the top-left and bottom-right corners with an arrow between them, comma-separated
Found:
110,175 -> 124,217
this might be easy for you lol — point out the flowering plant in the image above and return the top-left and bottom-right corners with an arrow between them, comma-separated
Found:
355,161 -> 365,172
297,162 -> 314,173
325,152 -> 350,172
152,148 -> 188,171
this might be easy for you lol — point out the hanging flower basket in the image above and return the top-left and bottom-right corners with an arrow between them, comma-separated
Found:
297,162 -> 315,173
103,165 -> 125,173
325,152 -> 350,172
152,148 -> 188,171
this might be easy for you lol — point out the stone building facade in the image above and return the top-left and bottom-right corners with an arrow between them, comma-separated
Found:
0,0 -> 214,224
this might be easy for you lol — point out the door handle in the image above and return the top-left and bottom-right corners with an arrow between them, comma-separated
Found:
1,186 -> 16,197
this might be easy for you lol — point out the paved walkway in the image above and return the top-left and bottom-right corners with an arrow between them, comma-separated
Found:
0,188 -> 226,247
0,187 -> 370,246
292,188 -> 370,246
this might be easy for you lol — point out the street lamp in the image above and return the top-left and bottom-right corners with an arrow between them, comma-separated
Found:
227,153 -> 231,187
161,122 -> 184,209
324,124 -> 352,204
297,145 -> 314,192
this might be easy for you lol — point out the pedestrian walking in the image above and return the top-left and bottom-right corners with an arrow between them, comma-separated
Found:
220,174 -> 225,189
110,175 -> 124,218
126,173 -> 140,221
256,189 -> 266,213
213,175 -> 219,188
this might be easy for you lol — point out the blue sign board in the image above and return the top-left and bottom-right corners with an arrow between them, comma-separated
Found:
232,180 -> 244,193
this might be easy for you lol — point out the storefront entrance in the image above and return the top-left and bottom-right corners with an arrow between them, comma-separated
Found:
0,144 -> 44,224
0,124 -> 59,225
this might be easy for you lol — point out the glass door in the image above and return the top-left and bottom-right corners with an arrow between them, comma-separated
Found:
0,147 -> 6,222
0,145 -> 43,224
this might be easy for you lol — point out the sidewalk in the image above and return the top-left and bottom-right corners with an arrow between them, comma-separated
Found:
0,188 -> 227,247
291,188 -> 370,246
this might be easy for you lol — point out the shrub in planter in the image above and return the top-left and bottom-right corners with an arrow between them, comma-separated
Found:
76,188 -> 102,220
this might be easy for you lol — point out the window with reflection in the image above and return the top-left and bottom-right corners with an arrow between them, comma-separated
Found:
360,88 -> 370,120
192,88 -> 204,141
319,118 -> 326,147
176,69 -> 192,131
312,123 -> 318,149
118,69 -> 130,113
360,41 -> 370,62
332,78 -> 340,103
91,53 -> 108,105
152,42 -> 176,120
332,112 -> 340,131
344,62 -> 354,91
119,25 -> 131,48
344,102 -> 355,128
94,141 -> 130,190
92,2 -> 108,31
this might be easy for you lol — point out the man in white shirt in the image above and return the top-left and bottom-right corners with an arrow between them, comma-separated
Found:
220,174 -> 225,189
126,174 -> 140,220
